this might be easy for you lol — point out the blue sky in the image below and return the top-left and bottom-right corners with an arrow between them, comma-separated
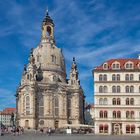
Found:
0,0 -> 140,110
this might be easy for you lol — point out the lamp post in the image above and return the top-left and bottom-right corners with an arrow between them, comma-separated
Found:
11,112 -> 15,127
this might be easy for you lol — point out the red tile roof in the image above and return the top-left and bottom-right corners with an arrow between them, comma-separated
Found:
95,59 -> 140,70
0,108 -> 16,114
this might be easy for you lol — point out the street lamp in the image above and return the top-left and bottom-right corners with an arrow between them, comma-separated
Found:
11,112 -> 15,127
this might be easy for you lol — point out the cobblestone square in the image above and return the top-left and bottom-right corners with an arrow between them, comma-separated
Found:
0,132 -> 140,140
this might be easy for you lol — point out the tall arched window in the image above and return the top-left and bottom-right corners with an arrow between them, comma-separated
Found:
112,98 -> 116,105
104,86 -> 108,93
54,97 -> 59,117
125,74 -> 129,81
51,55 -> 56,63
113,111 -> 116,118
25,96 -> 30,115
117,86 -> 120,93
117,98 -> 121,105
104,98 -> 108,105
112,86 -> 116,93
126,86 -> 129,93
126,111 -> 130,118
39,95 -> 44,116
104,111 -> 108,118
99,124 -> 103,133
67,98 -> 71,117
130,74 -> 133,81
99,98 -> 103,105
126,98 -> 129,105
130,86 -> 134,93
126,125 -> 130,134
104,124 -> 108,133
99,111 -> 103,118
130,98 -> 134,105
99,86 -> 103,93
117,111 -> 121,118
99,74 -> 103,81
131,111 -> 134,119
131,125 -> 135,134
104,74 -> 107,81
117,74 -> 120,81
112,74 -> 115,81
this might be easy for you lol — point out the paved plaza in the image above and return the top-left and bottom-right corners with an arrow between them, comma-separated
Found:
0,132 -> 140,140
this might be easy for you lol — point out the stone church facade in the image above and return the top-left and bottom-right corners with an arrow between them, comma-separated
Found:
16,11 -> 85,129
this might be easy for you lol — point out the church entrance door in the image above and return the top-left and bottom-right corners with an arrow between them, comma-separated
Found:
25,120 -> 29,128
54,120 -> 59,129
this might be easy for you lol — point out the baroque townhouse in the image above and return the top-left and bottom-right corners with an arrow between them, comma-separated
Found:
93,56 -> 140,135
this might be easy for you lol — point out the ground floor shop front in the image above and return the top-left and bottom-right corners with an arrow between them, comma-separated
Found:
95,121 -> 140,135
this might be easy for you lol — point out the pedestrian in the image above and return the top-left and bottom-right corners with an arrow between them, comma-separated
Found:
48,128 -> 51,136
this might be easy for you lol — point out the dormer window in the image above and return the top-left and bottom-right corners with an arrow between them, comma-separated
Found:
125,62 -> 133,69
103,63 -> 108,70
112,62 -> 120,70
137,63 -> 140,69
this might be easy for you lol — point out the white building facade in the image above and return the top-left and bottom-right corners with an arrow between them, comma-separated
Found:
93,57 -> 140,135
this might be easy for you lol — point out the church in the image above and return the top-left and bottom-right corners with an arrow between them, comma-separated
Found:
16,11 -> 85,129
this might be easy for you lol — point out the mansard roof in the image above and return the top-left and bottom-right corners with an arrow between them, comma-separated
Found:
94,58 -> 140,70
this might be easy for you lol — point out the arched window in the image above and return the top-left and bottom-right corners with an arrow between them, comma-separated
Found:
99,124 -> 103,133
103,63 -> 108,69
104,86 -> 108,93
130,86 -> 134,93
104,74 -> 107,81
104,98 -> 107,105
131,111 -> 134,119
104,111 -> 108,118
117,86 -> 120,93
112,74 -> 116,81
104,124 -> 108,133
126,111 -> 130,118
113,111 -> 116,118
126,125 -> 130,134
112,98 -> 116,105
25,96 -> 30,115
117,111 -> 121,118
126,98 -> 129,105
125,86 -> 129,93
51,55 -> 56,63
131,125 -> 135,134
112,86 -> 116,93
117,74 -> 120,81
99,86 -> 103,93
99,74 -> 103,81
54,97 -> 59,116
130,74 -> 133,81
99,111 -> 103,118
39,95 -> 44,116
125,74 -> 129,81
47,26 -> 52,36
117,98 -> 121,105
99,98 -> 103,105
130,98 -> 134,105
67,98 -> 71,117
